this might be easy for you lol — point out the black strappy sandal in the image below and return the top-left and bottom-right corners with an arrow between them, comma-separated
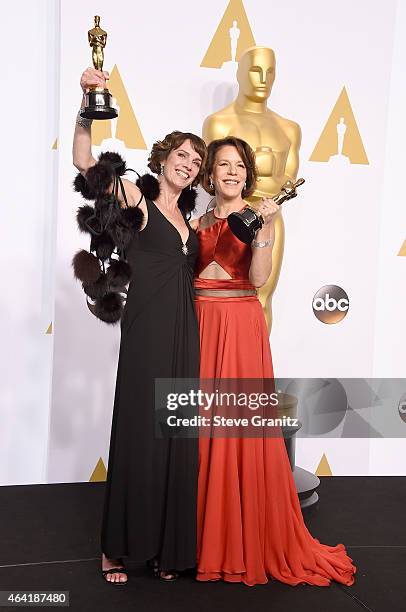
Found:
101,566 -> 128,585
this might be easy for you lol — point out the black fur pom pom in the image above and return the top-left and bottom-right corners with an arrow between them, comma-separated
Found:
76,205 -> 95,233
73,173 -> 95,200
178,186 -> 198,217
85,162 -> 114,198
107,224 -> 134,252
73,152 -> 125,200
72,250 -> 101,284
82,273 -> 109,299
90,232 -> 115,261
98,151 -> 126,176
89,292 -> 124,324
136,173 -> 160,200
106,260 -> 132,290
120,206 -> 144,231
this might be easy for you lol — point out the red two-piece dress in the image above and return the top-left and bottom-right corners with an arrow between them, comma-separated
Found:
194,210 -> 356,587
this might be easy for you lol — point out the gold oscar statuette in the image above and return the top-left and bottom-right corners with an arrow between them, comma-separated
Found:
80,15 -> 117,120
228,178 -> 305,244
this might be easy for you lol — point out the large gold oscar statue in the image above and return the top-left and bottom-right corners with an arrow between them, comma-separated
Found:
202,46 -> 301,329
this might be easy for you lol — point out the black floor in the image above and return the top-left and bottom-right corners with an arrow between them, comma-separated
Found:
1,477 -> 405,611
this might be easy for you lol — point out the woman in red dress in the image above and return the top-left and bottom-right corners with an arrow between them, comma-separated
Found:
190,137 -> 356,587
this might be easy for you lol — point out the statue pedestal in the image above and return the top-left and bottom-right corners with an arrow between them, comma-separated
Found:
278,394 -> 320,508
293,466 -> 320,507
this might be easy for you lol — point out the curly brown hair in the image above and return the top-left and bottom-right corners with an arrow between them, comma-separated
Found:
201,136 -> 258,198
148,131 -> 207,187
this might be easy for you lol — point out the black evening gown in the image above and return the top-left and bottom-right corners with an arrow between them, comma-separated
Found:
101,197 -> 199,571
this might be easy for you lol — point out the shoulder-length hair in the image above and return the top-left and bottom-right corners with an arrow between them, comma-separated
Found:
201,136 -> 258,198
147,131 -> 207,216
148,130 -> 206,186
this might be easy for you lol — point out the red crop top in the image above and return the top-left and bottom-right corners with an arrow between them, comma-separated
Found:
195,210 -> 254,282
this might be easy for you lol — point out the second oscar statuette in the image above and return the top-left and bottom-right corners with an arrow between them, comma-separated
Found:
228,178 -> 305,244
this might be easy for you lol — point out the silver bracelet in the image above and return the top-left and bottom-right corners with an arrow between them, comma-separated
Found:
252,238 -> 273,248
76,110 -> 93,129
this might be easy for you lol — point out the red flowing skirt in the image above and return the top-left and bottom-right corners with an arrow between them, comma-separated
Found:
195,292 -> 356,587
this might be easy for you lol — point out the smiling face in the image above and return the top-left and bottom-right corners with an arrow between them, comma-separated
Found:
237,47 -> 276,103
161,139 -> 203,190
211,145 -> 247,200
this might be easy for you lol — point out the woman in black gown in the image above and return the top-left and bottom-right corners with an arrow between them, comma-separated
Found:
73,67 -> 206,584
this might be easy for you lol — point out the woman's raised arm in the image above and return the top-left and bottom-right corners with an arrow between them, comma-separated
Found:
72,68 -> 144,212
72,67 -> 109,173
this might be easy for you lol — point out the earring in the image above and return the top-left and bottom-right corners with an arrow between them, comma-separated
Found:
189,183 -> 192,191
243,181 -> 247,190
209,178 -> 213,190
160,165 -> 164,175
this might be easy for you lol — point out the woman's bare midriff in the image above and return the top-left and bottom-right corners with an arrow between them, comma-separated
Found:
196,261 -> 256,297
198,261 -> 232,280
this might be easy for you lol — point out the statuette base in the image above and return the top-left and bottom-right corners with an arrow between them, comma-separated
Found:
81,89 -> 117,120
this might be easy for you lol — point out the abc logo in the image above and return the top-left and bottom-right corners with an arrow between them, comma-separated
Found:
399,394 -> 406,424
312,285 -> 349,324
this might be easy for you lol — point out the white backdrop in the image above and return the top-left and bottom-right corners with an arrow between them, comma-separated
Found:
0,0 -> 60,485
1,0 -> 405,485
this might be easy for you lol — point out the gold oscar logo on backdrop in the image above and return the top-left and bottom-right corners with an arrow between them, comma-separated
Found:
91,65 -> 147,149
398,240 -> 406,256
316,453 -> 333,476
90,457 -> 107,482
310,86 -> 369,165
200,0 -> 255,68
